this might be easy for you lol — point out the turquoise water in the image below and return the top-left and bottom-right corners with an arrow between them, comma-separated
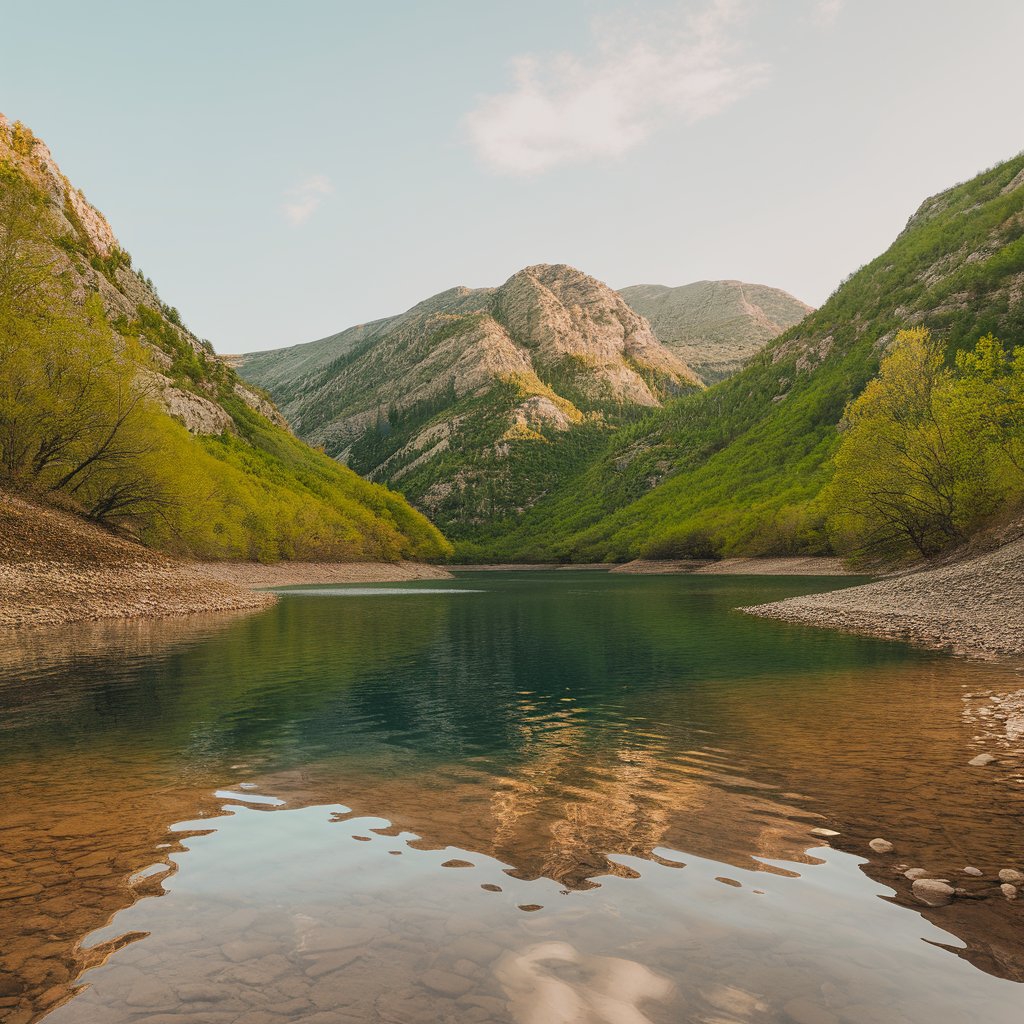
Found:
2,572 -> 1022,1023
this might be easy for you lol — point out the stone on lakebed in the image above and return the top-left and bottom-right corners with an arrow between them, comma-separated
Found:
912,879 -> 955,906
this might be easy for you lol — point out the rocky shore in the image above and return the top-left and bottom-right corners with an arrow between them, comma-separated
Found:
202,561 -> 452,587
746,535 -> 1024,657
0,495 -> 449,629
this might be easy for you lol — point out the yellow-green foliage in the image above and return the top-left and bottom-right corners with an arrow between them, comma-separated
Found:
10,121 -> 35,158
824,329 -> 1024,564
0,162 -> 450,563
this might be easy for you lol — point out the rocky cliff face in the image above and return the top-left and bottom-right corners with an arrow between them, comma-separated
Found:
619,280 -> 812,382
239,265 -> 702,538
0,113 -> 285,436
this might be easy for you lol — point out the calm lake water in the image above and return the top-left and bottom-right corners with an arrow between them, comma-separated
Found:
2,571 -> 1023,1024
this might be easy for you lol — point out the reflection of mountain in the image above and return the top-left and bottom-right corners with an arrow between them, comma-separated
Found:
264,733 -> 815,891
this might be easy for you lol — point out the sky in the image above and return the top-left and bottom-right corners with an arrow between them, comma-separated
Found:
3,0 -> 1023,353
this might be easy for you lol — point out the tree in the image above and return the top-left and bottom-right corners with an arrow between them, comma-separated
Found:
0,169 -> 171,524
952,333 -> 1024,476
824,328 -> 1004,564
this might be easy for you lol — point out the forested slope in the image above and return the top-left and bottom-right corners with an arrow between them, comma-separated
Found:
240,265 -> 702,539
0,115 -> 449,562
475,153 -> 1024,563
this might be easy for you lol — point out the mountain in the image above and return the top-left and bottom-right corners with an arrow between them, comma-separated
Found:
480,152 -> 1024,563
619,280 -> 813,382
238,264 -> 702,538
0,115 -> 449,562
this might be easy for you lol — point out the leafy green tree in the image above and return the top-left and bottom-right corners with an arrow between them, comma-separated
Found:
952,333 -> 1024,475
824,328 -> 1007,563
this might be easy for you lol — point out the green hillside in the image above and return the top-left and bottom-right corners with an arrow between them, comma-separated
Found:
471,153 -> 1024,563
239,264 -> 702,540
0,116 -> 450,563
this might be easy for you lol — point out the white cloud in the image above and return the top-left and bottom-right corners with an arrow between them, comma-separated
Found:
283,174 -> 334,225
464,0 -> 769,175
812,0 -> 843,26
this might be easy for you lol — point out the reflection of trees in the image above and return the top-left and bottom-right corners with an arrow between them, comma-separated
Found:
0,595 -> 447,765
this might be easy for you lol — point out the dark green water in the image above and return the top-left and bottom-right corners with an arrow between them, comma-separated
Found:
2,572 -> 1023,1023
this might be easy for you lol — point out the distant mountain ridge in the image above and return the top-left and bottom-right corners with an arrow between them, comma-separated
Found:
619,280 -> 812,382
239,264 -> 702,537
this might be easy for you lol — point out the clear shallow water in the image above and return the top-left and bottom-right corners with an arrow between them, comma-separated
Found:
1,572 -> 1023,1023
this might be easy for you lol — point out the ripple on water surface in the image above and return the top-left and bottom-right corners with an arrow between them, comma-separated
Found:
0,571 -> 1022,1023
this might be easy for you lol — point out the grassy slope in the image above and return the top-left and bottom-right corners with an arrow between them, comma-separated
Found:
0,119 -> 451,563
480,153 -> 1024,562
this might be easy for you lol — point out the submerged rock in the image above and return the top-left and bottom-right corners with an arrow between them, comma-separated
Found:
1000,883 -> 1018,901
963,866 -> 983,877
912,879 -> 955,906
998,868 -> 1023,884
968,753 -> 996,766
904,868 -> 928,880
868,838 -> 894,854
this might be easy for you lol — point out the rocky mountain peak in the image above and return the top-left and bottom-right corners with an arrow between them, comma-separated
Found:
238,262 -> 704,535
0,113 -> 120,259
619,279 -> 812,382
0,114 -> 287,435
493,263 -> 700,404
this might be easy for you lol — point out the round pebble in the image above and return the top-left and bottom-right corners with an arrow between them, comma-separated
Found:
911,878 -> 955,906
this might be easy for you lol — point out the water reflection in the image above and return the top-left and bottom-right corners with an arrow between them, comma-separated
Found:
1,573 -> 1022,1023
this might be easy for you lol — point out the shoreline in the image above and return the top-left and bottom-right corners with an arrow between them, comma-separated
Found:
447,563 -> 610,572
198,561 -> 453,588
6,483 -> 1020,660
610,556 -> 852,576
0,561 -> 454,630
449,556 -> 854,576
0,493 -> 452,630
746,535 -> 1024,658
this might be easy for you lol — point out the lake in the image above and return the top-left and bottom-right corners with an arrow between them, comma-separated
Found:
2,571 -> 1023,1023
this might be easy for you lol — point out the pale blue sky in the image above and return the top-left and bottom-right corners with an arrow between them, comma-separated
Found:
4,1 -> 1022,352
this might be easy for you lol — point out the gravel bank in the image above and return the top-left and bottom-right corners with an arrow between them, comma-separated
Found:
0,561 -> 276,628
0,495 -> 272,628
199,561 -> 452,588
0,495 -> 449,629
746,536 -> 1024,657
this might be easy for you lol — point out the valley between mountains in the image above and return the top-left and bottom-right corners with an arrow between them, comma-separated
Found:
237,150 -> 1024,572
236,266 -> 809,546
3,111 -> 1024,656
